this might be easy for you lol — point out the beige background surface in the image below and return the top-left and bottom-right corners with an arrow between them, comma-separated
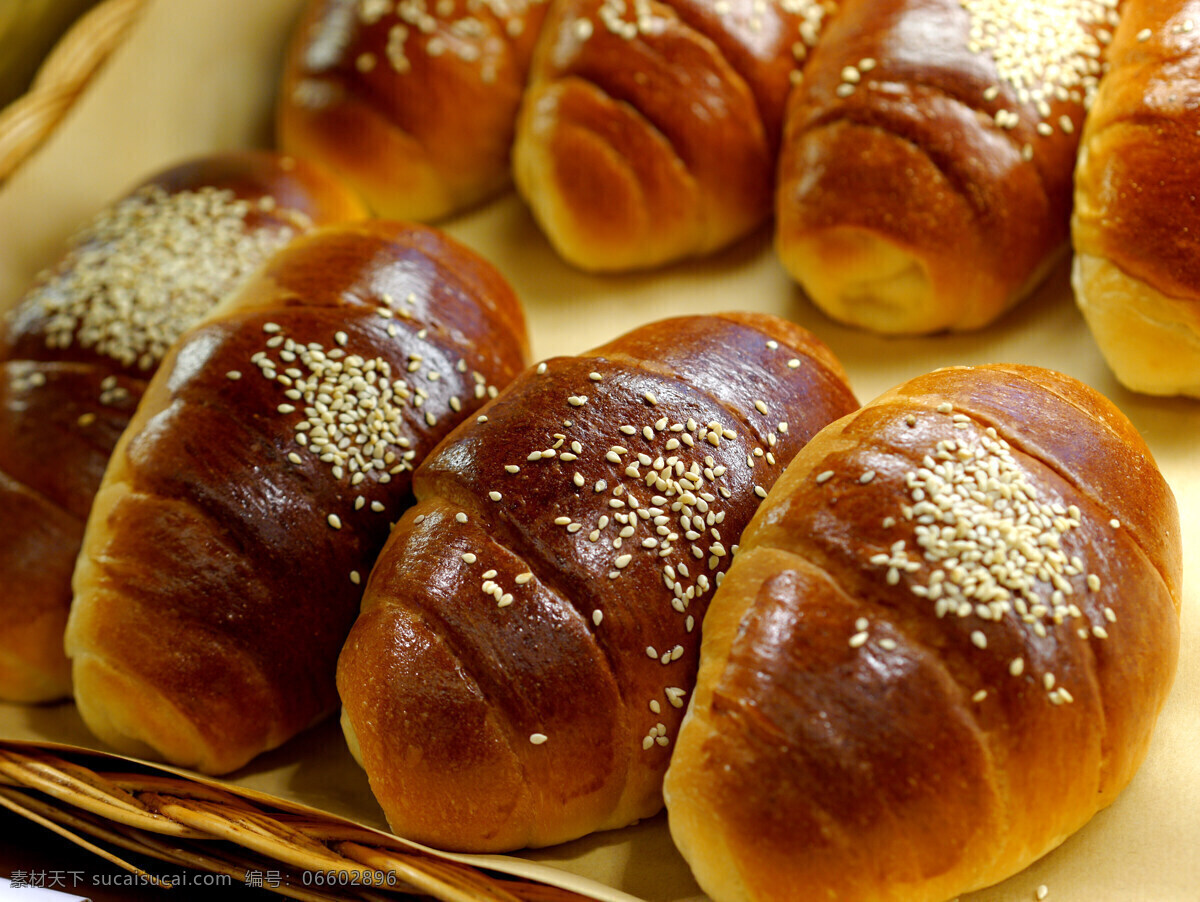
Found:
0,0 -> 1197,899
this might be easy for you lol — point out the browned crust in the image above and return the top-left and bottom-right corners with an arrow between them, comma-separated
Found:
666,364 -> 1181,902
777,0 -> 1091,333
66,221 -> 529,773
338,312 -> 858,851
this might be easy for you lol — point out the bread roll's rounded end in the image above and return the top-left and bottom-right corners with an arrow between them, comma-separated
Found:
1072,252 -> 1200,398
71,651 -> 222,773
777,225 -> 944,335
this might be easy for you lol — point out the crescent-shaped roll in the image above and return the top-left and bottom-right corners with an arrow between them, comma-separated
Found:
0,151 -> 363,703
336,312 -> 859,852
512,0 -> 836,272
664,364 -> 1181,902
1072,0 -> 1200,398
65,220 -> 529,774
278,0 -> 551,221
776,0 -> 1122,334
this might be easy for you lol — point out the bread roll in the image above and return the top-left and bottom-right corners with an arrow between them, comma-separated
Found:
1072,0 -> 1200,398
65,220 -> 529,774
513,0 -> 836,272
336,312 -> 858,852
0,151 -> 363,703
278,0 -> 551,222
776,0 -> 1120,334
664,364 -> 1181,902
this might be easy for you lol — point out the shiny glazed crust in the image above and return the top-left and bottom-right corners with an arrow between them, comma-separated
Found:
1071,0 -> 1200,398
65,221 -> 529,773
336,312 -> 858,851
0,151 -> 364,703
776,0 -> 1112,334
664,364 -> 1182,902
512,0 -> 831,272
277,0 -> 551,222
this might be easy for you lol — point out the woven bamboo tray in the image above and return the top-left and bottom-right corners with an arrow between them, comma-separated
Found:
0,740 -> 601,902
0,0 -> 146,184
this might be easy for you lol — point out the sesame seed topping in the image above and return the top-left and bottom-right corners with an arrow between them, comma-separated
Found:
1036,886 -> 1049,901
849,631 -> 869,648
489,491 -> 502,501
350,570 -> 361,584
462,553 -> 477,563
1010,657 -> 1025,676
327,513 -> 342,530
815,470 -> 835,484
455,512 -> 468,523
26,186 -> 300,370
226,370 -> 242,380
529,733 -> 549,745
972,689 -> 988,702
482,569 -> 498,579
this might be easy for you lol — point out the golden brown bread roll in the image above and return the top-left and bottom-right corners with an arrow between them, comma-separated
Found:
278,0 -> 551,221
336,312 -> 858,851
512,0 -> 836,271
776,0 -> 1120,334
65,220 -> 529,774
1071,0 -> 1200,398
664,364 -> 1181,902
0,150 -> 364,703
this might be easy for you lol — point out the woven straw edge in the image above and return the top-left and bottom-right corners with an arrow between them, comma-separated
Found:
0,742 -> 600,902
0,0 -> 147,183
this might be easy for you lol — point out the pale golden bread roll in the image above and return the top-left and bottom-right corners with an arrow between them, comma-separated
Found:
336,313 -> 858,851
278,0 -> 551,221
0,151 -> 364,703
664,364 -> 1181,902
1071,0 -> 1200,398
65,221 -> 529,774
513,0 -> 836,272
776,0 -> 1120,334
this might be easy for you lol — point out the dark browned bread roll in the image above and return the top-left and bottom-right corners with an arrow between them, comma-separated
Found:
0,151 -> 364,703
337,312 -> 858,851
65,220 -> 529,773
776,0 -> 1120,334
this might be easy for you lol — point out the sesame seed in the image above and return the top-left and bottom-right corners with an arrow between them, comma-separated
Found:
462,553 -> 477,563
455,512 -> 468,523
815,470 -> 834,484
849,631 -> 869,648
1010,657 -> 1025,676
568,395 -> 587,406
1110,518 -> 1121,528
529,733 -> 548,745
226,370 -> 242,380
488,491 -> 502,501
972,689 -> 988,702
593,610 -> 603,626
1036,886 -> 1049,901
477,415 -> 488,424
327,513 -> 342,530
1137,27 -> 1152,41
